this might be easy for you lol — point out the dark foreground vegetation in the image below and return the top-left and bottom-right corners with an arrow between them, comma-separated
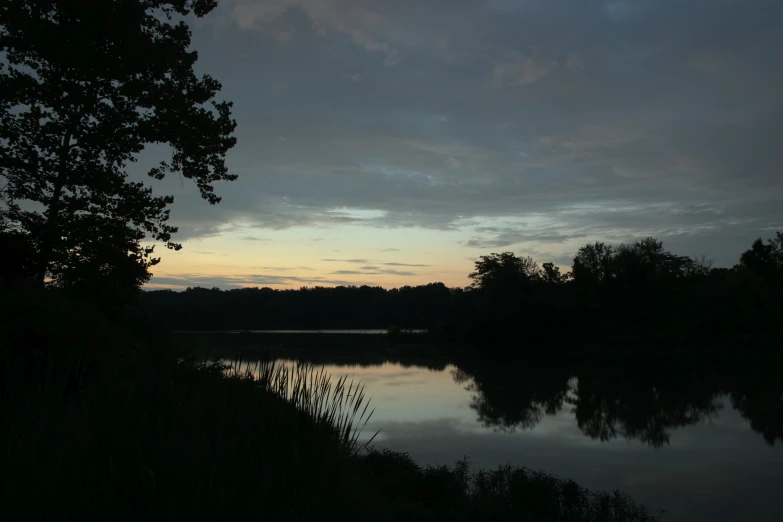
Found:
1,283 -> 662,522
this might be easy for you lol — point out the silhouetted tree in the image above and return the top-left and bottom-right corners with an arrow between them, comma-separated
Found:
469,252 -> 542,291
0,0 -> 237,295
572,242 -> 615,287
0,224 -> 37,281
689,254 -> 714,278
737,233 -> 783,282
53,218 -> 153,308
541,262 -> 565,285
610,237 -> 695,310
615,238 -> 693,281
463,252 -> 547,339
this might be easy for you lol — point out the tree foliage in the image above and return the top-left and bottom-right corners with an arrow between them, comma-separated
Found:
737,232 -> 783,282
138,232 -> 783,344
570,237 -> 697,303
468,252 -> 542,291
572,241 -> 615,286
541,262 -> 565,284
0,0 -> 236,297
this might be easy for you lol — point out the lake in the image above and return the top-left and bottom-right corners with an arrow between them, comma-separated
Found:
184,333 -> 783,522
173,329 -> 426,335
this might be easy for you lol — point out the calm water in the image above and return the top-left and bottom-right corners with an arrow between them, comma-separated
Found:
218,342 -> 782,522
175,329 -> 425,334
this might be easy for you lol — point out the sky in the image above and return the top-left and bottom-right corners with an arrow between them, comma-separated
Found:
139,0 -> 783,290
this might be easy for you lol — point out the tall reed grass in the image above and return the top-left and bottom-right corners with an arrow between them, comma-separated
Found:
226,357 -> 379,454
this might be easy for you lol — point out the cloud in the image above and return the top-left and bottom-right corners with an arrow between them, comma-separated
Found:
321,258 -> 373,263
320,259 -> 428,269
491,48 -> 556,87
460,199 -> 780,265
148,272 -> 363,289
491,48 -> 584,88
251,266 -> 314,272
383,47 -> 402,67
173,223 -> 224,241
465,223 -> 587,249
381,269 -> 416,276
149,0 -> 783,269
382,248 -> 400,252
190,251 -> 229,256
232,0 -> 403,66
332,268 -> 417,277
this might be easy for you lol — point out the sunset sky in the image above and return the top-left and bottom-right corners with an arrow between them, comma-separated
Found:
137,0 -> 782,290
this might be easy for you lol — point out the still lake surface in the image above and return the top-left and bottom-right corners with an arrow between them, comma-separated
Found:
190,331 -> 783,522
175,329 -> 425,335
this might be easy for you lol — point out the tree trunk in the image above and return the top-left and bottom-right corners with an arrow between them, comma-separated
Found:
35,128 -> 74,285
35,99 -> 95,285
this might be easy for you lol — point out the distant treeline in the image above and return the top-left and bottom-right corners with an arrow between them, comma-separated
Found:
142,233 -> 783,340
142,283 -> 456,330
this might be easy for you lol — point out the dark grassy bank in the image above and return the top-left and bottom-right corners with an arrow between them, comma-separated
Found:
2,285 -> 661,521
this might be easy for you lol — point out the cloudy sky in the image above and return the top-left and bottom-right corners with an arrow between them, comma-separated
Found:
140,0 -> 783,290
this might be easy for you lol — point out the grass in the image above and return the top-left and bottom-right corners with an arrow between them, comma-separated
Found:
1,287 -> 662,521
229,357 -> 379,453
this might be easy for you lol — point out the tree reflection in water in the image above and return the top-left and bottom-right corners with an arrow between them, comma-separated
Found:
731,389 -> 783,445
451,365 -> 570,432
451,355 -> 782,449
234,343 -> 782,449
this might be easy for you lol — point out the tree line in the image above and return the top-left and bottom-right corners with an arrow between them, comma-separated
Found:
140,283 -> 457,330
137,232 -> 783,341
452,233 -> 783,343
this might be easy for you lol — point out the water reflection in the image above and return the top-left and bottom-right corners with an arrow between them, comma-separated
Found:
451,365 -> 571,433
266,346 -> 782,449
570,375 -> 720,448
221,343 -> 783,522
451,357 -> 782,449
240,345 -> 450,372
730,389 -> 783,445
